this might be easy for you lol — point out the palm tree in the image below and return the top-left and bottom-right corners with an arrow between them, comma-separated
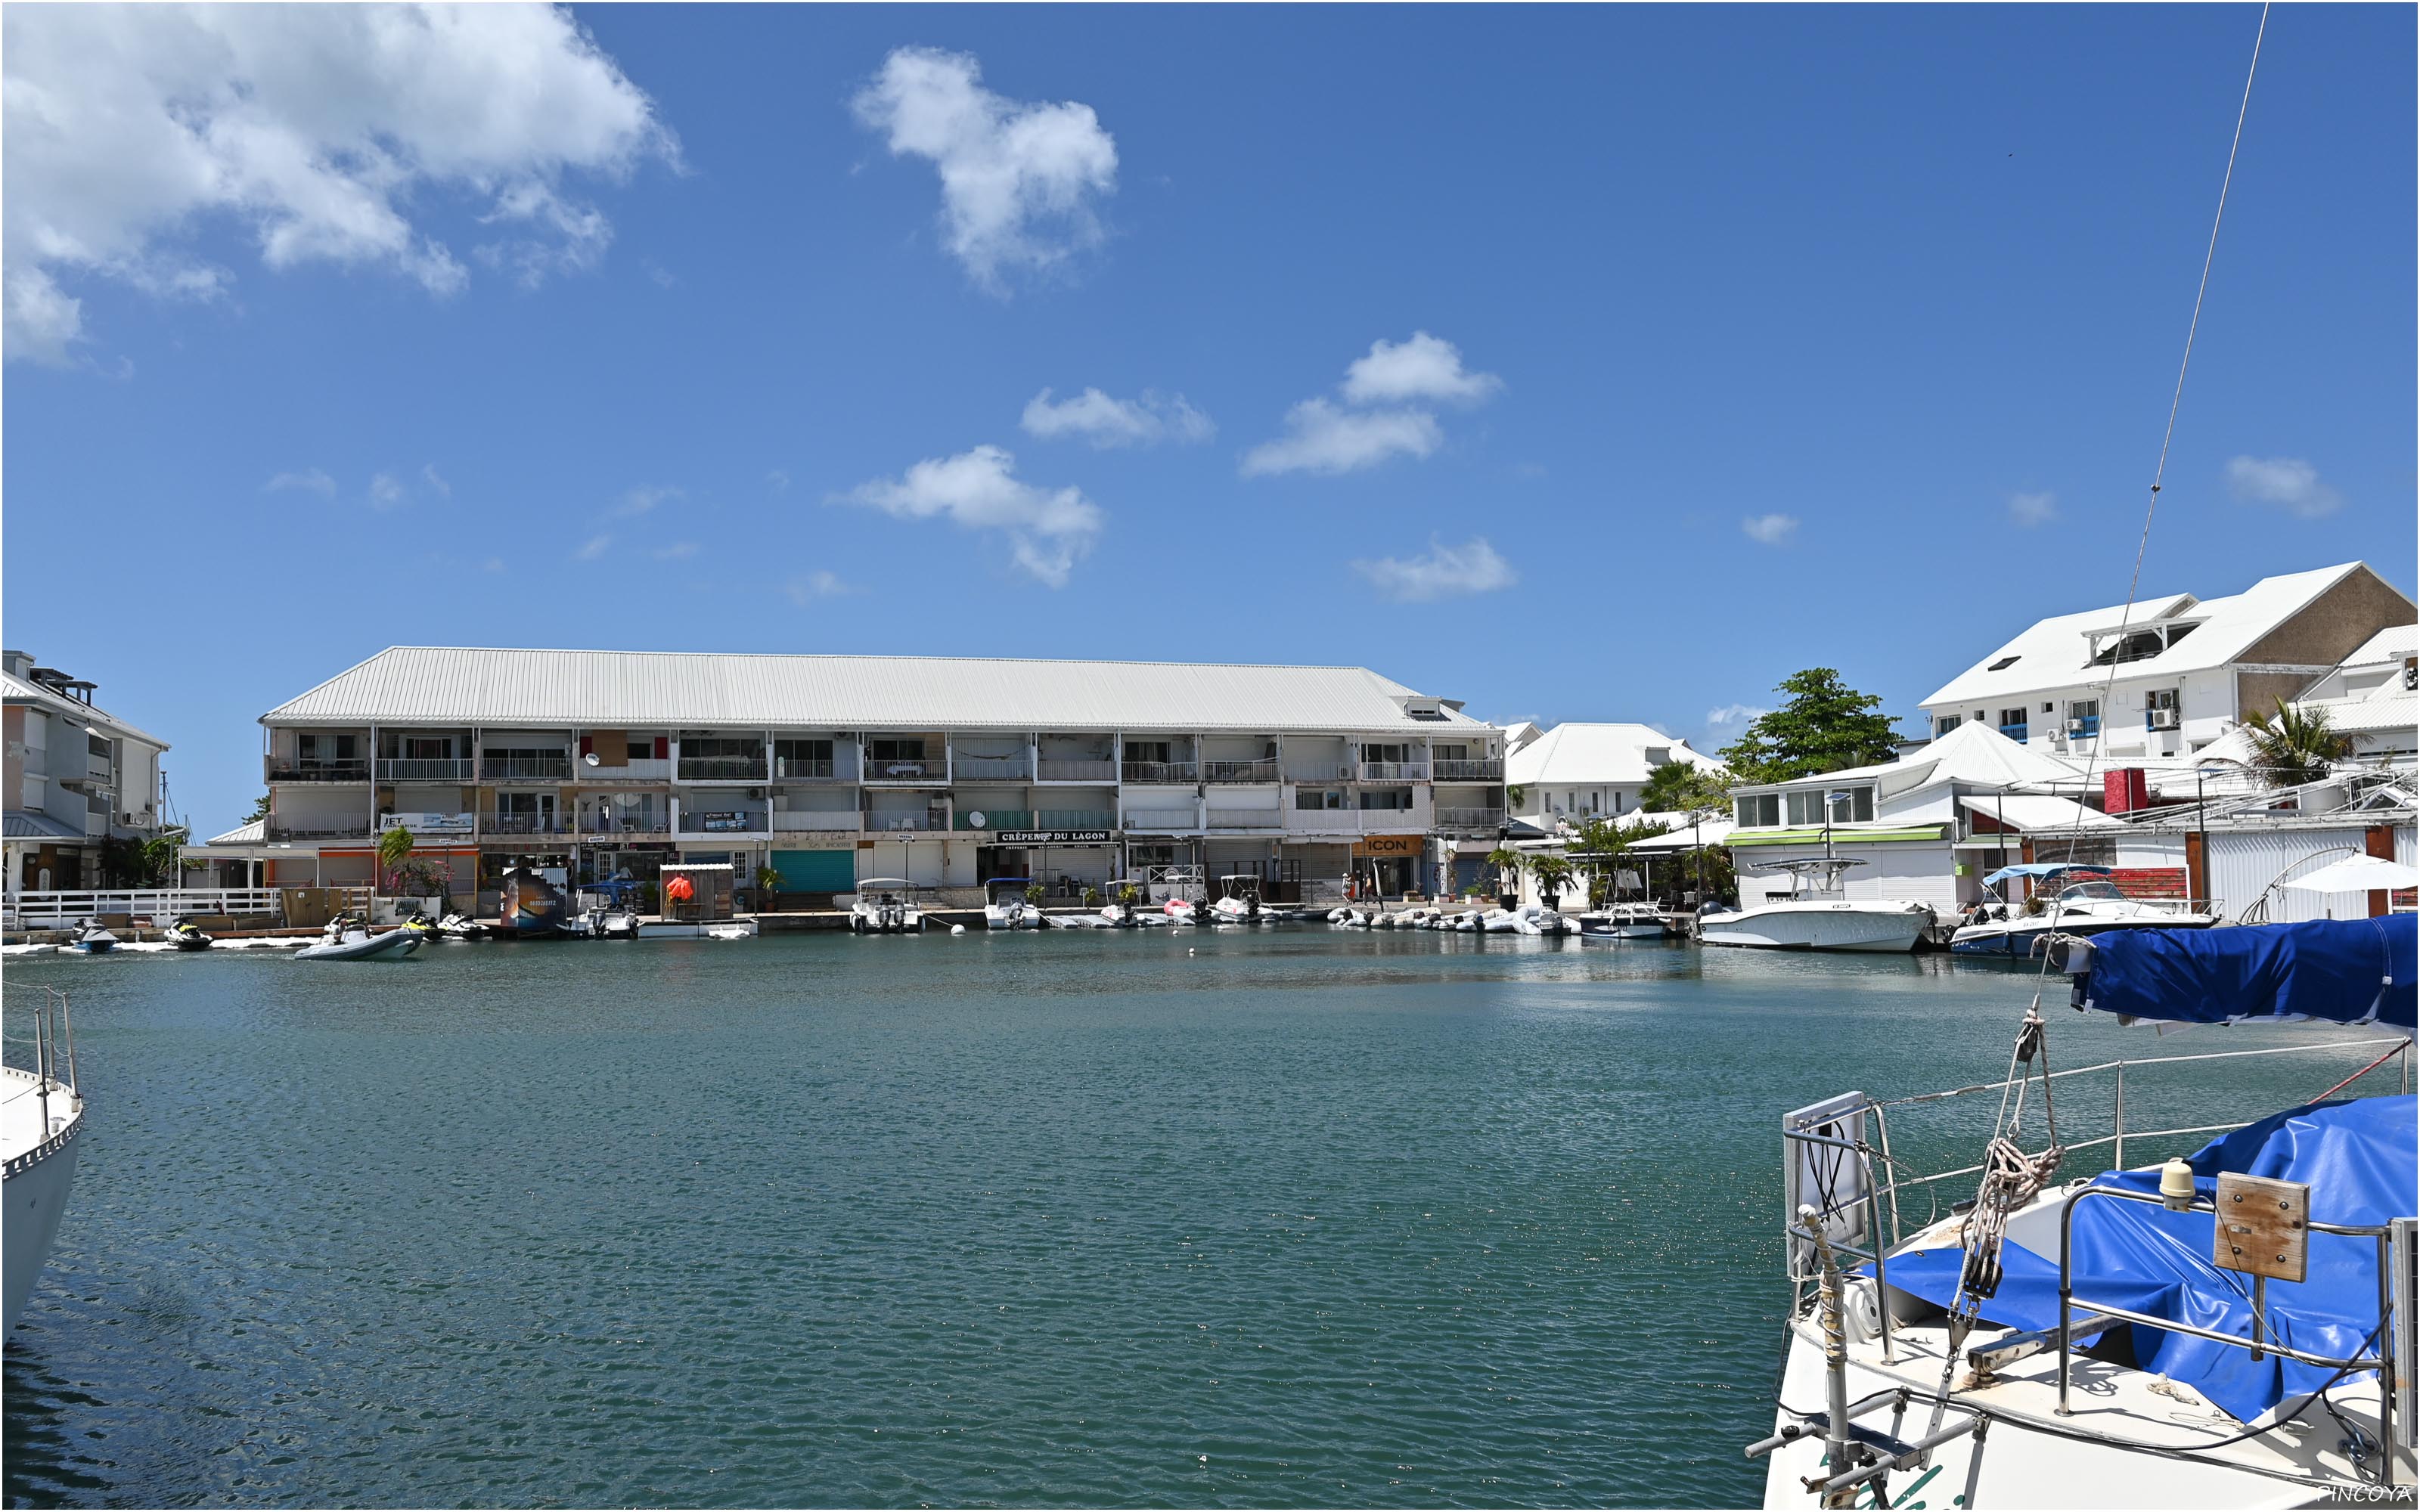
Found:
2242,699 -> 2352,787
1525,851 -> 1577,908
1484,845 -> 1523,901
377,824 -> 414,890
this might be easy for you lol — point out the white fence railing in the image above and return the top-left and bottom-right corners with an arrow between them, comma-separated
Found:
6,888 -> 287,927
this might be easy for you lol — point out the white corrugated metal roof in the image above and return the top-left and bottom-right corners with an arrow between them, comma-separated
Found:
261,646 -> 1491,735
206,819 -> 266,845
1956,793 -> 2117,831
1921,563 -> 2397,710
1505,723 -> 1714,787
1737,720 -> 2083,797
2,670 -> 171,748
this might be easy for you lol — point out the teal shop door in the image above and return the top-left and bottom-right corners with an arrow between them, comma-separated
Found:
771,849 -> 855,891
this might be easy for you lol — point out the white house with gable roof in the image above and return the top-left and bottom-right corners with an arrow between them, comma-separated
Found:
1506,722 -> 1719,826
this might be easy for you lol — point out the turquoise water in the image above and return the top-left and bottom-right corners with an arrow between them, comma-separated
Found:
3,931 -> 2397,1507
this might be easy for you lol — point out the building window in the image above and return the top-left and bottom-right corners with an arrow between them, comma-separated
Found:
2066,699 -> 2101,737
402,736 -> 454,760
1735,793 -> 1781,828
1357,788 -> 1413,811
1295,789 -> 1345,810
775,738 -> 833,762
1125,740 -> 1172,764
1934,715 -> 1959,739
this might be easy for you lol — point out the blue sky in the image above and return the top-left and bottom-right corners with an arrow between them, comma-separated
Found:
4,3 -> 2412,836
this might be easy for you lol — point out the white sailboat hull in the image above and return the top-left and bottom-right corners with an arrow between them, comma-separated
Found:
1700,900 -> 1928,953
3,1079 -> 82,1331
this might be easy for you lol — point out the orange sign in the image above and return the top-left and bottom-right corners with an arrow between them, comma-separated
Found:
1352,834 -> 1423,857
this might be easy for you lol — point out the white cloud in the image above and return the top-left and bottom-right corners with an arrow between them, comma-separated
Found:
421,463 -> 451,497
1341,332 -> 1502,407
852,47 -> 1116,291
1020,387 -> 1213,449
2226,455 -> 2341,519
652,541 -> 698,561
840,443 -> 1100,588
784,570 -> 855,603
264,468 -> 336,496
574,533 -> 612,561
1741,513 -> 1798,546
369,472 -> 405,509
766,469 -> 791,494
613,483 -> 683,518
2008,490 -> 2058,528
2,4 -> 675,362
1240,399 -> 1441,478
479,556 -> 504,573
1352,537 -> 1517,603
1705,703 -> 1767,730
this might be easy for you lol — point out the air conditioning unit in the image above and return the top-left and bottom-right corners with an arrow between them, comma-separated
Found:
1339,766 -> 1355,779
2147,709 -> 2180,730
2066,719 -> 2090,735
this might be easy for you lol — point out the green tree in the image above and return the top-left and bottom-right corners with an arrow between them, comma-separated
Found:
244,792 -> 271,824
377,825 -> 414,890
1571,816 -> 1674,906
1717,668 -> 1900,783
1639,761 -> 1733,814
2242,699 -> 2353,787
1524,851 -> 1577,904
1483,845 -> 1524,898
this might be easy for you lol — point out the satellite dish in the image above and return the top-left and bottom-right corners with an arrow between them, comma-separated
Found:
968,810 -> 987,829
584,752 -> 601,767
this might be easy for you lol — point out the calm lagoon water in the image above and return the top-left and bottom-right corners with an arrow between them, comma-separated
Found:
3,931 -> 2394,1507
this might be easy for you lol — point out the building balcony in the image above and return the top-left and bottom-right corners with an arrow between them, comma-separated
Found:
482,757 -> 574,782
1432,758 -> 1504,782
676,757 -> 768,782
579,810 -> 669,838
677,810 -> 768,836
957,807 -> 1034,832
267,760 -> 371,783
951,754 -> 1033,781
1122,807 -> 1199,832
864,758 -> 945,784
1121,761 -> 1197,784
866,812 -> 948,832
1358,761 -> 1430,782
1205,807 -> 1283,829
484,814 -> 571,836
1436,807 -> 1508,838
1998,724 -> 2029,744
772,756 -> 852,782
265,820 -> 372,839
2065,715 -> 2102,739
377,758 -> 474,783
1036,758 -> 1117,782
1202,758 -> 1280,783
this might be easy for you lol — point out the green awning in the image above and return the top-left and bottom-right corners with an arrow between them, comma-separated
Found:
1727,824 -> 1950,847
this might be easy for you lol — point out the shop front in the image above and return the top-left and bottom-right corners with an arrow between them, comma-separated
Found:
982,827 -> 1115,898
1351,833 -> 1423,899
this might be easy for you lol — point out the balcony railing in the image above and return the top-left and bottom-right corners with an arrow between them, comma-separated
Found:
951,754 -> 1033,780
1432,758 -> 1505,782
957,808 -> 1035,832
676,757 -> 767,782
579,811 -> 667,836
1037,809 -> 1115,830
1122,808 -> 1198,832
2065,715 -> 2102,739
378,758 -> 473,782
266,820 -> 372,839
481,757 -> 573,782
1437,807 -> 1507,836
268,761 -> 370,784
1205,808 -> 1283,829
1998,724 -> 2030,743
1121,761 -> 1197,784
1202,758 -> 1280,783
867,813 -> 948,832
1358,761 -> 1430,782
864,758 -> 944,782
773,757 -> 842,781
677,811 -> 768,835
773,810 -> 860,833
483,814 -> 569,835
1037,758 -> 1117,782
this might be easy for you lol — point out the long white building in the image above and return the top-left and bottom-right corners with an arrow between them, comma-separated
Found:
3,650 -> 172,894
248,646 -> 1509,906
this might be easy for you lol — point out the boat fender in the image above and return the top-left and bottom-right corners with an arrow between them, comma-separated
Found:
950,923 -> 966,935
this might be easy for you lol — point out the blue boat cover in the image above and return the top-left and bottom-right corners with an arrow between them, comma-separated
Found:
2076,916 -> 2416,1033
1981,863 -> 2111,887
1869,1094 -> 2415,1423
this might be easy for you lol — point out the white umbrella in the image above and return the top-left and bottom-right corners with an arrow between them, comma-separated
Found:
2279,853 -> 2420,894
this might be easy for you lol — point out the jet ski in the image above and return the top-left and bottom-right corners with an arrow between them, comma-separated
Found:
167,917 -> 215,952
293,913 -> 420,961
435,912 -> 489,941
68,922 -> 118,953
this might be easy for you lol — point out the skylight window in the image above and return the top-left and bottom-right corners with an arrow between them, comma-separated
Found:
1987,655 -> 2021,671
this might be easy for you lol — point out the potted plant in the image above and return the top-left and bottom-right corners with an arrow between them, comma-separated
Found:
1025,882 -> 1047,906
1525,852 -> 1577,912
1485,845 -> 1524,909
755,865 -> 784,912
1082,885 -> 1101,908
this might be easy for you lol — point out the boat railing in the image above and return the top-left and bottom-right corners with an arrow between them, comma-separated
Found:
1783,1036 -> 2414,1297
2,987 -> 76,1149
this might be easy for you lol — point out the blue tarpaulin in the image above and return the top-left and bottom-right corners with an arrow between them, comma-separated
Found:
2075,916 -> 2417,1033
1981,863 -> 2111,888
1869,1095 -> 2415,1423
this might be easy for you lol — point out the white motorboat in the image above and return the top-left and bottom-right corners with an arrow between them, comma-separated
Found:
982,877 -> 1042,930
1700,860 -> 1931,953
292,915 -> 421,961
1097,883 -> 1149,928
1751,919 -> 2417,1507
1952,865 -> 2220,959
4,989 -> 84,1331
1162,897 -> 1202,926
851,878 -> 927,934
67,922 -> 116,953
1208,875 -> 1266,925
1578,902 -> 1667,940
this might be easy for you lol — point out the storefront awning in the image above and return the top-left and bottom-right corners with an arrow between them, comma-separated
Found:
1727,823 -> 1950,848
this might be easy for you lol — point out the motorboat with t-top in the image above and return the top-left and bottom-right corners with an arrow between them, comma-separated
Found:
1209,875 -> 1265,925
851,878 -> 926,934
4,988 -> 84,1331
1750,914 -> 2416,1506
1952,863 -> 2221,958
983,878 -> 1042,930
1699,859 -> 1933,953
